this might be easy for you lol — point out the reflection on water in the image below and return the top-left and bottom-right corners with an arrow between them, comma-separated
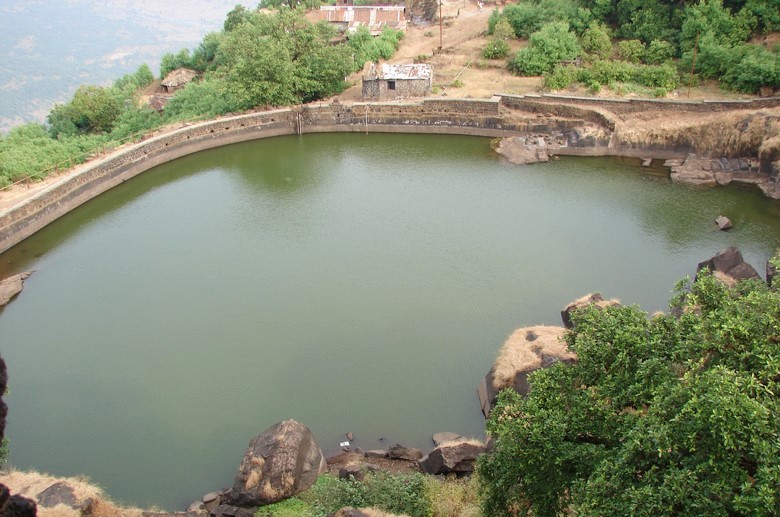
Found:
1,134 -> 779,510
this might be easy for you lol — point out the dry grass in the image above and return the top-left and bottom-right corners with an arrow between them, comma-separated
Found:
426,474 -> 481,517
491,326 -> 572,391
0,469 -> 143,517
616,108 -> 780,157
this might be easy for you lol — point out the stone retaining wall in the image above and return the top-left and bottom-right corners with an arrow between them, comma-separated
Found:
498,93 -> 780,116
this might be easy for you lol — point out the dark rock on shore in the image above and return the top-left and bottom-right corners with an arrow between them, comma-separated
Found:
387,444 -> 423,461
697,246 -> 760,283
228,420 -> 326,507
418,439 -> 486,475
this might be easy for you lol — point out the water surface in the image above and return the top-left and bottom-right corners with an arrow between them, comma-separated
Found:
1,133 -> 779,509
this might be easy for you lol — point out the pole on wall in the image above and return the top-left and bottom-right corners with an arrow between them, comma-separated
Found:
439,0 -> 443,51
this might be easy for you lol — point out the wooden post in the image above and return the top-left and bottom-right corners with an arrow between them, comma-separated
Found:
439,0 -> 443,51
687,32 -> 699,99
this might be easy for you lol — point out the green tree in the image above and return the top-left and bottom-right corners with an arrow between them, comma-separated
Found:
581,22 -> 612,59
218,24 -> 298,107
224,4 -> 250,32
68,85 -> 122,133
509,21 -> 581,76
477,272 -> 780,516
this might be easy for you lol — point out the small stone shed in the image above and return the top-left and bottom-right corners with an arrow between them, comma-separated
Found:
362,63 -> 432,100
160,68 -> 198,93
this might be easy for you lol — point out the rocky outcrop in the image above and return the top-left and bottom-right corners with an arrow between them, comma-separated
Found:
477,326 -> 574,418
0,356 -> 37,517
666,155 -> 763,188
561,293 -> 620,329
697,246 -> 761,284
494,136 -> 549,165
387,444 -> 423,461
228,420 -> 326,508
0,272 -> 32,308
418,439 -> 485,475
431,432 -> 462,447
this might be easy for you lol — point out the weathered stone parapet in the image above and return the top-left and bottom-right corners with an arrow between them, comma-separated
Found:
496,92 -> 780,116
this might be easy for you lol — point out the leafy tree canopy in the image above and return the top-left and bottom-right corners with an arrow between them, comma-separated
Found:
477,272 -> 780,516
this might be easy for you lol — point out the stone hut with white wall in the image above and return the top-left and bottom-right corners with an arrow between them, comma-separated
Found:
362,63 -> 432,100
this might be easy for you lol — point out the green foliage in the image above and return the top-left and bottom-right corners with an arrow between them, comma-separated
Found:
483,39 -> 511,59
0,438 -> 8,469
164,76 -> 240,119
0,123 -> 105,186
617,39 -> 645,63
684,34 -> 780,93
580,22 -> 612,60
488,7 -> 502,34
224,4 -> 251,32
493,17 -> 515,41
300,472 -> 431,517
680,0 -> 755,53
509,21 -> 581,76
49,85 -> 121,135
254,497 -> 311,516
544,64 -> 578,89
192,32 -> 224,72
348,26 -> 404,68
109,106 -> 162,141
477,272 -> 780,516
501,0 -> 591,39
614,0 -> 677,43
645,39 -> 675,64
113,64 -> 155,92
160,48 -> 195,78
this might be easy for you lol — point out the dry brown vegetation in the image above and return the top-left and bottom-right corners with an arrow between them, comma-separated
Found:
0,469 -> 143,517
492,326 -> 573,391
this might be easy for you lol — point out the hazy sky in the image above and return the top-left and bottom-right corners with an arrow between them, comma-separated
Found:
0,0 -> 244,132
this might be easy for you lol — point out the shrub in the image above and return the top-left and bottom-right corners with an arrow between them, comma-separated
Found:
721,44 -> 780,93
589,59 -> 634,84
477,273 -> 780,516
509,21 -> 580,76
254,497 -> 311,517
617,39 -> 645,63
451,79 -> 464,87
300,473 -> 431,517
544,64 -> 578,89
633,62 -> 679,90
487,7 -> 502,34
645,39 -> 675,64
580,22 -> 612,60
493,17 -> 515,41
483,39 -> 510,59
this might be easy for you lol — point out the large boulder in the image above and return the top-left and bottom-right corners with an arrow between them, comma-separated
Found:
561,293 -> 620,329
418,439 -> 486,475
477,326 -> 574,418
0,272 -> 32,308
228,420 -> 326,507
387,444 -> 423,461
697,246 -> 760,283
494,136 -> 549,165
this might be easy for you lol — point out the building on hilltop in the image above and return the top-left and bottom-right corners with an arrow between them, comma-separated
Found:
311,5 -> 406,35
160,68 -> 198,94
362,63 -> 433,100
